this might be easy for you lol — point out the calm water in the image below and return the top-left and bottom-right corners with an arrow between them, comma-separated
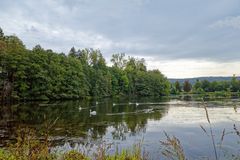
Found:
0,97 -> 240,159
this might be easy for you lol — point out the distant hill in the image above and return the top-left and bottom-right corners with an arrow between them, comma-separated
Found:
168,76 -> 239,84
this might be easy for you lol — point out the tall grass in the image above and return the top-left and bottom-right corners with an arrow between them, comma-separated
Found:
160,132 -> 186,160
200,100 -> 240,160
0,127 -> 147,160
0,127 -> 54,160
202,101 -> 218,160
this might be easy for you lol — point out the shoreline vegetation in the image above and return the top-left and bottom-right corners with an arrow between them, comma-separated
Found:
0,127 -> 148,160
0,28 -> 169,103
1,27 -> 240,103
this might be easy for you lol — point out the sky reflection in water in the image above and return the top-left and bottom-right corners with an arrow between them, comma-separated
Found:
0,98 -> 240,159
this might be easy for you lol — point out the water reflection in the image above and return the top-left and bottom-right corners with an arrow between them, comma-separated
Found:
0,98 -> 169,146
0,98 -> 239,159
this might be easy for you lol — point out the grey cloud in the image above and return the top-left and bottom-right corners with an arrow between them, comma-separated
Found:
0,0 -> 240,62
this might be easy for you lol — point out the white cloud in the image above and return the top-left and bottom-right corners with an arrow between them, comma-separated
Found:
146,59 -> 240,78
210,16 -> 240,29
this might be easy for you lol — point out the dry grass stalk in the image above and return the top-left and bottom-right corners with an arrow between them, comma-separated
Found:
160,131 -> 186,160
202,101 -> 218,160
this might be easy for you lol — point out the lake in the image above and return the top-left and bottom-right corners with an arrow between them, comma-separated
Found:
0,96 -> 240,159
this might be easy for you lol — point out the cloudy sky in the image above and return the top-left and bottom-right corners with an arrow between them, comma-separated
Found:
1,0 -> 240,78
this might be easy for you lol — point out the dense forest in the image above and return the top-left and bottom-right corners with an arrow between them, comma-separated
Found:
0,28 -> 170,101
1,27 -> 240,102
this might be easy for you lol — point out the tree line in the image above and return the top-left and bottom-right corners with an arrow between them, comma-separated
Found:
171,75 -> 240,94
0,28 -> 170,101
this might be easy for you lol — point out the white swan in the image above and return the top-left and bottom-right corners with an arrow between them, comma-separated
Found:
90,109 -> 97,116
144,108 -> 154,113
136,103 -> 139,106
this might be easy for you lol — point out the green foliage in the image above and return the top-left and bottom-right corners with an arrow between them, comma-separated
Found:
106,143 -> 146,160
183,80 -> 192,92
68,47 -> 77,57
0,27 -> 4,38
63,150 -> 89,160
0,127 -> 147,160
0,147 -> 147,160
191,76 -> 240,96
171,76 -> 240,96
175,81 -> 181,92
0,128 -> 54,160
170,81 -> 181,95
0,29 -> 170,101
111,53 -> 127,69
231,74 -> 240,92
0,149 -> 16,160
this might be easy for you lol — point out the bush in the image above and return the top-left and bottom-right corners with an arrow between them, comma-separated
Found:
62,150 -> 89,160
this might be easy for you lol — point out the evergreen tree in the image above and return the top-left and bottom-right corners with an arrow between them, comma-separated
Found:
183,80 -> 192,92
68,47 -> 77,57
175,81 -> 181,92
0,27 -> 4,38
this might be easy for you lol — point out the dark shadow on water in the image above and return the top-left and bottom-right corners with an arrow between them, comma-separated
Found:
0,98 -> 169,146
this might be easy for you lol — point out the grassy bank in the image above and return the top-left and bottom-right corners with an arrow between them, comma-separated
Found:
0,128 -> 148,160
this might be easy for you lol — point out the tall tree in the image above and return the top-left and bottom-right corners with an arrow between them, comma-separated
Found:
230,74 -> 240,92
111,53 -> 127,69
0,27 -> 4,38
68,47 -> 77,57
175,81 -> 181,92
183,80 -> 192,92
